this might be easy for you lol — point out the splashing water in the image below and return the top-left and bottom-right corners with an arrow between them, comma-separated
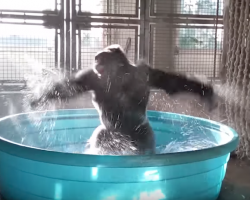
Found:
213,82 -> 241,108
41,118 -> 219,155
7,58 -> 67,145
7,66 -> 232,155
21,61 -> 65,124
156,119 -> 218,154
44,135 -> 218,155
156,139 -> 217,154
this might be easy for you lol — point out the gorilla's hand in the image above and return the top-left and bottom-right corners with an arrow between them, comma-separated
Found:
29,81 -> 67,109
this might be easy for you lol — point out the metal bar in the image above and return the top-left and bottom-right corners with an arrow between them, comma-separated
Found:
149,0 -> 223,19
107,0 -> 110,14
149,0 -> 154,19
78,0 -> 81,13
43,19 -> 62,29
151,24 -> 223,29
149,23 -> 154,66
55,0 -> 58,12
0,21 -> 51,26
77,0 -> 140,18
107,0 -> 111,45
0,9 -> 58,14
116,0 -> 120,16
213,0 -> 220,79
60,0 -> 65,71
149,18 -> 224,25
78,24 -> 139,29
60,26 -> 64,70
77,12 -> 139,18
78,28 -> 82,70
70,0 -> 77,73
139,0 -> 145,59
0,13 -> 58,20
0,14 -> 61,28
0,50 -> 54,52
144,0 -> 151,64
55,29 -> 59,68
167,0 -> 175,71
151,13 -> 223,20
134,26 -> 139,62
74,16 -> 223,25
74,18 -> 134,24
0,80 -> 26,83
135,0 -> 139,18
64,0 -> 71,75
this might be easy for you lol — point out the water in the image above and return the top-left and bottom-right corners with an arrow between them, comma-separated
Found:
43,135 -> 218,155
156,139 -> 217,154
21,66 -> 65,115
5,104 -> 221,156
11,63 -> 234,156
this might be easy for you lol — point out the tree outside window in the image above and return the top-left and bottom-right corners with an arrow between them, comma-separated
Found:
179,0 -> 223,50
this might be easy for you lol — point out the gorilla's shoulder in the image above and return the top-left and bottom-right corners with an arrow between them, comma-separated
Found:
135,59 -> 151,71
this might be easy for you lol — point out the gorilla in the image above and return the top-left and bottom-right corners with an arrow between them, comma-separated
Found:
30,44 -> 218,155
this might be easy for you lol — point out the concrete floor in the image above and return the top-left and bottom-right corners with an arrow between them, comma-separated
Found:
219,158 -> 250,200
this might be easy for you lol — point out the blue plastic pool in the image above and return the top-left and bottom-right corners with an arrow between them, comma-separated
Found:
0,109 -> 238,200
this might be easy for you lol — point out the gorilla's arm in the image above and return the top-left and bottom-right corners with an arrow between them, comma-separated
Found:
148,68 -> 212,96
147,68 -> 217,110
30,68 -> 98,107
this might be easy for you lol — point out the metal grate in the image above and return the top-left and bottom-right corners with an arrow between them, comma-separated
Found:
152,0 -> 223,16
0,0 -> 56,11
0,24 -> 56,82
151,25 -> 223,78
78,27 -> 137,69
79,0 -> 138,16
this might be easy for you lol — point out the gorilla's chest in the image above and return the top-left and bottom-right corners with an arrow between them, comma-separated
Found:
94,80 -> 149,109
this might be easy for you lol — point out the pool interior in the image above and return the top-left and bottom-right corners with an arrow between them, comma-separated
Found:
0,110 -> 234,154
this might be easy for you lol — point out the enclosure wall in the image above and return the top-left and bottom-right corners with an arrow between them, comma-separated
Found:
0,0 -> 223,124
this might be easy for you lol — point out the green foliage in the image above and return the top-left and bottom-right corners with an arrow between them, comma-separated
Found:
195,0 -> 217,15
182,0 -> 223,15
179,28 -> 222,49
179,0 -> 222,50
82,32 -> 101,47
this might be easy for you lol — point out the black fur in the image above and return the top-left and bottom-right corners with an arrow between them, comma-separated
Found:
30,44 -> 218,155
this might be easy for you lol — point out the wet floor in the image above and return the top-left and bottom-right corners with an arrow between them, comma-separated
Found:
219,158 -> 250,200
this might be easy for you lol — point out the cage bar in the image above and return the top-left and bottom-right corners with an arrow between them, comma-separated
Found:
0,24 -> 57,83
78,0 -> 139,18
0,0 -> 224,85
78,25 -> 138,69
150,0 -> 223,18
0,0 -> 57,11
150,23 -> 223,78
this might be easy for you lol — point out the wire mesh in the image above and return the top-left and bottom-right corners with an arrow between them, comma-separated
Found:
79,0 -> 138,16
223,0 -> 250,158
0,0 -> 56,11
0,24 -> 56,82
152,0 -> 223,16
78,27 -> 137,69
151,26 -> 223,78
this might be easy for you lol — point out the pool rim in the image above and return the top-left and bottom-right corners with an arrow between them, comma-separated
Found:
0,109 -> 239,168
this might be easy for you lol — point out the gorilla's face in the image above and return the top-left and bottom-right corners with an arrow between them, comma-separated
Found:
94,44 -> 128,78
